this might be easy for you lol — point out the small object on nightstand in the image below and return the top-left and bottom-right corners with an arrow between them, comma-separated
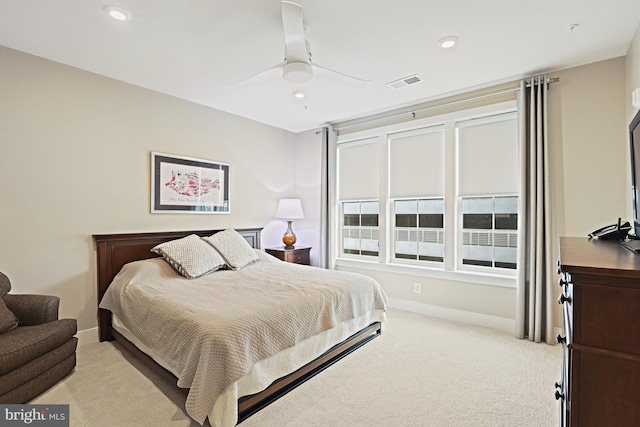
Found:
275,199 -> 304,249
265,246 -> 311,265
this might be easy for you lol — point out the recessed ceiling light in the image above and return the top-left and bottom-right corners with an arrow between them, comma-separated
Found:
103,5 -> 131,21
438,36 -> 459,49
293,91 -> 305,99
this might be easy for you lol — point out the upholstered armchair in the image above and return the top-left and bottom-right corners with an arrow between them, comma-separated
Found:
0,272 -> 77,403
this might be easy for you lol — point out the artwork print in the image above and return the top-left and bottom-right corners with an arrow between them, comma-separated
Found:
151,152 -> 230,213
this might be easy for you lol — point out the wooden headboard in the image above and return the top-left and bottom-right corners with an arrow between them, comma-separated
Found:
93,228 -> 262,341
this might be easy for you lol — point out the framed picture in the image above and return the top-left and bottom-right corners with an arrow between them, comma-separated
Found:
151,152 -> 230,214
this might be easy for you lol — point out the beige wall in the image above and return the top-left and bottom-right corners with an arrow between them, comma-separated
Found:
553,57 -> 629,238
0,46 -> 308,332
626,23 -> 640,124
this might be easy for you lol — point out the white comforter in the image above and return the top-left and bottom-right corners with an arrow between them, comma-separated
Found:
99,251 -> 387,426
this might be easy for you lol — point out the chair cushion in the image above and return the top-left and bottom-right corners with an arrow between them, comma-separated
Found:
0,298 -> 19,334
0,319 -> 77,375
3,294 -> 60,326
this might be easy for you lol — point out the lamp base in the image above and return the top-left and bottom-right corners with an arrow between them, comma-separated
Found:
282,220 -> 297,249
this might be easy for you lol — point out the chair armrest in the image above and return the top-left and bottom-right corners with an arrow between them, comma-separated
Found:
3,294 -> 60,325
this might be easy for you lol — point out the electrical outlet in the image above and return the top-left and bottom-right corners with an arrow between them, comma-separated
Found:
413,283 -> 421,294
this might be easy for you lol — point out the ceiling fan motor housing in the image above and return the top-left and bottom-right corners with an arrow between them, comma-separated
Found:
283,61 -> 313,83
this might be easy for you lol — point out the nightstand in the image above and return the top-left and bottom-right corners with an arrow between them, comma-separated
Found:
265,246 -> 311,265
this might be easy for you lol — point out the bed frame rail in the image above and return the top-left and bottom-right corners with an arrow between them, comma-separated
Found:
238,321 -> 381,422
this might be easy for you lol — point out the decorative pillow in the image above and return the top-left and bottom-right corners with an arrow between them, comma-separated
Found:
0,272 -> 11,297
0,297 -> 19,334
151,234 -> 225,279
202,229 -> 259,270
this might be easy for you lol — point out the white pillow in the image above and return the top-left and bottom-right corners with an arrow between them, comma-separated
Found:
151,234 -> 225,279
202,229 -> 259,270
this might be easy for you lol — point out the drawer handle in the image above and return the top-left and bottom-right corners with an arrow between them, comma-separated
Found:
555,390 -> 564,401
556,334 -> 566,345
558,277 -> 568,287
557,294 -> 572,305
555,381 -> 562,389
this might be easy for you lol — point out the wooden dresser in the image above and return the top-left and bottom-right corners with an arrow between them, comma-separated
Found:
557,237 -> 640,426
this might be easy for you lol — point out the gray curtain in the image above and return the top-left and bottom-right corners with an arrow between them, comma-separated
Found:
318,126 -> 330,268
515,76 -> 555,344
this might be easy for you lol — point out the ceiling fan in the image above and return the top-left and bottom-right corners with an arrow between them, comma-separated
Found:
236,1 -> 369,86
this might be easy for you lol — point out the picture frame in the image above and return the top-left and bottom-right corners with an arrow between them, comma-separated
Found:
151,152 -> 230,214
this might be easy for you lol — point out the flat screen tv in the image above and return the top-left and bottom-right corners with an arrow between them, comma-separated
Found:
630,108 -> 640,234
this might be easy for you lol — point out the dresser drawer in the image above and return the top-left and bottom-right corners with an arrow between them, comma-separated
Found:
575,283 -> 640,355
571,350 -> 640,426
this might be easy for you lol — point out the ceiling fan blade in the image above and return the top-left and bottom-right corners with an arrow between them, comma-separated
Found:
281,1 -> 309,63
232,62 -> 284,86
311,62 -> 371,88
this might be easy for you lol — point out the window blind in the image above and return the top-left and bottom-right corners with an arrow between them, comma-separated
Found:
457,113 -> 518,196
389,126 -> 445,198
337,138 -> 379,200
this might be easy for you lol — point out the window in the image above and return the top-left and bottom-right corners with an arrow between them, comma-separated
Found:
461,196 -> 518,269
394,198 -> 444,262
389,126 -> 445,264
456,112 -> 519,273
337,138 -> 379,258
342,201 -> 379,257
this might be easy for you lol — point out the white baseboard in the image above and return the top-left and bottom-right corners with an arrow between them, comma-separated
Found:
76,327 -> 99,348
388,297 -> 564,340
387,297 -> 516,334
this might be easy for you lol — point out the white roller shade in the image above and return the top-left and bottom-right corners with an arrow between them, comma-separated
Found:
338,139 -> 378,200
389,126 -> 445,198
457,113 -> 518,196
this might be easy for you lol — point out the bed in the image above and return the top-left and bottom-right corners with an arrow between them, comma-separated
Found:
93,228 -> 387,426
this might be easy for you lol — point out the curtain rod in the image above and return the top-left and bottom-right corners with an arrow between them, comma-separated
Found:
332,77 -> 559,132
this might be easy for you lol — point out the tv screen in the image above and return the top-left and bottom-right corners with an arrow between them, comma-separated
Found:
630,109 -> 640,234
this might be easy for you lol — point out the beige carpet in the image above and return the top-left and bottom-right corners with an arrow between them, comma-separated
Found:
33,309 -> 562,426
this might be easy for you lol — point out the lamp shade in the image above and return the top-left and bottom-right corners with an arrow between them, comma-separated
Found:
275,199 -> 304,219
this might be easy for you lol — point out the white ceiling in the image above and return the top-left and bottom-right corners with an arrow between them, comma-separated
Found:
1,0 -> 639,133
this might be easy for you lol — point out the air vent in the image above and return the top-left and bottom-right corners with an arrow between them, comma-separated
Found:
387,74 -> 423,90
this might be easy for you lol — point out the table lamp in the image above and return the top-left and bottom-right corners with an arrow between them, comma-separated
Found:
275,198 -> 304,248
